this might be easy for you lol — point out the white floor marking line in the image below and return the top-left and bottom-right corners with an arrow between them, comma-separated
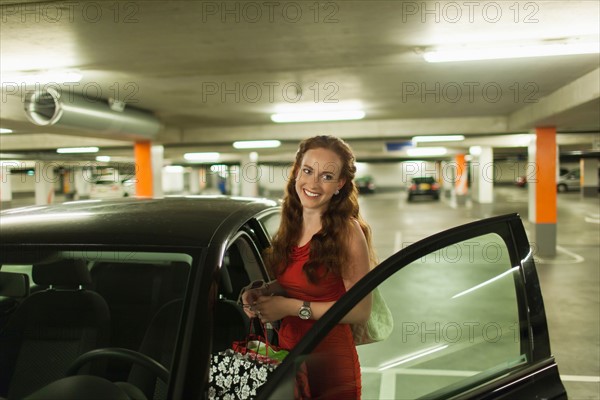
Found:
394,231 -> 403,253
561,375 -> 600,383
361,367 -> 478,377
584,216 -> 600,224
536,245 -> 585,264
378,370 -> 396,400
556,245 -> 586,263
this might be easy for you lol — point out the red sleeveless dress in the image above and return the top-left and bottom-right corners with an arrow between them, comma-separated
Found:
277,241 -> 361,400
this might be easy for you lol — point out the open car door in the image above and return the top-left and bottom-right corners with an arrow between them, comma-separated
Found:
258,213 -> 567,399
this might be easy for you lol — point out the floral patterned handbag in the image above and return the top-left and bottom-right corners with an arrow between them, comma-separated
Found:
208,320 -> 311,399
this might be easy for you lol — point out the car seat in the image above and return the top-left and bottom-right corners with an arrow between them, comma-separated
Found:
0,259 -> 110,399
126,262 -> 250,400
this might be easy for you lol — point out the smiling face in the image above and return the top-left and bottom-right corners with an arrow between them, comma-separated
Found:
295,147 -> 346,213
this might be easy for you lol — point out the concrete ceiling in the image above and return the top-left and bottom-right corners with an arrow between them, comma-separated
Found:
1,0 -> 599,166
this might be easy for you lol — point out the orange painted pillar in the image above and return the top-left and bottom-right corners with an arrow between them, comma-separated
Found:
455,154 -> 468,205
534,127 -> 557,256
134,141 -> 153,197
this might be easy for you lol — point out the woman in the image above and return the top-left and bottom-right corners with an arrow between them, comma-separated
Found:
242,135 -> 377,399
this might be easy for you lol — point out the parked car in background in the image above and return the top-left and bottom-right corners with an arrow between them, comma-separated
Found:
0,198 -> 567,399
515,176 -> 527,188
355,176 -> 376,194
407,176 -> 440,201
557,169 -> 580,192
90,175 -> 135,199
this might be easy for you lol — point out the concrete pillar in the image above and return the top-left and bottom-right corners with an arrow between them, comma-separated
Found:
529,127 -> 557,257
581,158 -> 599,197
240,152 -> 260,197
152,145 -> 164,197
74,167 -> 92,198
440,160 -> 453,199
35,162 -> 56,205
470,146 -> 494,204
229,165 -> 241,196
189,168 -> 201,194
1,163 -> 13,207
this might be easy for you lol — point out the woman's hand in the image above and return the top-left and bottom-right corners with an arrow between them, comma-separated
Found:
241,288 -> 265,318
253,295 -> 293,323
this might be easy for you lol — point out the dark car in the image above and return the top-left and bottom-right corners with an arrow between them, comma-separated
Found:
0,197 -> 566,399
355,176 -> 376,194
408,176 -> 440,201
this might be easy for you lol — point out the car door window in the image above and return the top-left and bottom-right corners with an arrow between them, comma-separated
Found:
257,210 -> 281,241
258,216 -> 545,400
358,233 -> 522,399
220,233 -> 270,301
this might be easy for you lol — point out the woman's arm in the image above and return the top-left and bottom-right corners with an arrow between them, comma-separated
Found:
254,220 -> 372,324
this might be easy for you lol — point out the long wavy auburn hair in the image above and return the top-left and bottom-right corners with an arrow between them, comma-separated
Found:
265,135 -> 377,283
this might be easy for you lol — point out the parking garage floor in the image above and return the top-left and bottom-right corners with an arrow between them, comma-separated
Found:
1,187 -> 599,399
358,187 -> 600,400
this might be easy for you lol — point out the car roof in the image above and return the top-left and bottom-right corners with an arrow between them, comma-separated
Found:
0,196 -> 279,248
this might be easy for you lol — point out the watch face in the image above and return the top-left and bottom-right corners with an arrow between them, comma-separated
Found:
299,304 -> 311,320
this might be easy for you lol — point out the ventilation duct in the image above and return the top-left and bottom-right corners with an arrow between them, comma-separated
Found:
24,88 -> 161,139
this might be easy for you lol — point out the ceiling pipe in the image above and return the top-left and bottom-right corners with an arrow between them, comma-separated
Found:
24,88 -> 161,139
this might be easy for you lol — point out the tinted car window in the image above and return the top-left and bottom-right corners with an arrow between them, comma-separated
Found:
0,249 -> 192,398
412,177 -> 436,184
262,229 -> 530,400
258,211 -> 282,241
358,233 -> 521,399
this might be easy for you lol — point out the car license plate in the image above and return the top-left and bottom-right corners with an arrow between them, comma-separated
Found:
419,183 -> 431,190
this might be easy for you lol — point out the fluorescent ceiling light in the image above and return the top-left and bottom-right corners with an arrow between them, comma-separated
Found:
469,146 -> 482,156
165,165 -> 184,173
95,156 -> 111,162
184,152 -> 220,161
57,147 -> 99,154
424,42 -> 600,63
233,140 -> 281,149
1,70 -> 82,85
271,110 -> 365,123
407,147 -> 448,157
515,134 -> 535,146
0,128 -> 13,134
412,135 -> 464,143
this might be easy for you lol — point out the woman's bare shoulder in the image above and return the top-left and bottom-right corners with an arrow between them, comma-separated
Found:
348,218 -> 367,243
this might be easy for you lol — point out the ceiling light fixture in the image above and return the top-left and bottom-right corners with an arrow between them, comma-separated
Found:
95,156 -> 111,162
469,146 -> 483,156
233,140 -> 281,149
1,70 -> 83,85
184,152 -> 220,162
424,41 -> 600,63
271,110 -> 366,123
0,128 -> 13,134
407,147 -> 448,157
412,135 -> 465,143
164,165 -> 184,173
56,147 -> 99,154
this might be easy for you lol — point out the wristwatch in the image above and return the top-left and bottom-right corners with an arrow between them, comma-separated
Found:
298,301 -> 312,320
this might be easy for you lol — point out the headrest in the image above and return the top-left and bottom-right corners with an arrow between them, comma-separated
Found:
32,259 -> 91,286
0,271 -> 30,297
